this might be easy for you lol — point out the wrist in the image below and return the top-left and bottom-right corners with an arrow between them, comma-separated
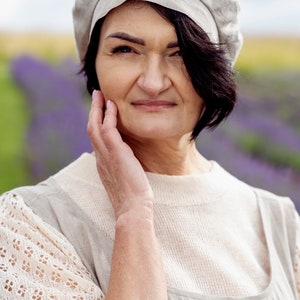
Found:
115,202 -> 154,232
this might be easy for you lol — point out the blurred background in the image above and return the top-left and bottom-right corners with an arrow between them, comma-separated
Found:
0,0 -> 299,209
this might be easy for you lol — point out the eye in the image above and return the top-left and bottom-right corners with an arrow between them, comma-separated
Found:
171,50 -> 182,57
111,45 -> 135,54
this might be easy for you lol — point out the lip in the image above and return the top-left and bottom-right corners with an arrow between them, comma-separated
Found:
131,100 -> 177,111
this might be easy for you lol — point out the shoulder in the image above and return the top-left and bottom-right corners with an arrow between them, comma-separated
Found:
248,186 -> 297,231
9,177 -> 65,205
215,162 -> 298,227
251,187 -> 298,255
252,186 -> 296,213
1,176 -> 87,240
214,161 -> 296,210
0,184 -> 65,237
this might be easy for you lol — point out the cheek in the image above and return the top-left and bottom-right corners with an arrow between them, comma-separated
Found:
96,67 -> 117,99
96,62 -> 132,100
181,82 -> 205,115
189,103 -> 204,127
187,95 -> 205,126
195,96 -> 205,112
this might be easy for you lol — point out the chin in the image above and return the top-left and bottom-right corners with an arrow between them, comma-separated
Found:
118,116 -> 193,141
120,125 -> 187,142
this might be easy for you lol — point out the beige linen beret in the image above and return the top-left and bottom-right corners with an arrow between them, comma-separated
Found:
73,0 -> 243,66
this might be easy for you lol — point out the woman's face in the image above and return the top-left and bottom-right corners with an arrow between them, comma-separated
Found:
95,2 -> 204,141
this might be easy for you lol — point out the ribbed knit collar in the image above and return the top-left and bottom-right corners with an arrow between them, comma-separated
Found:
56,152 -> 241,206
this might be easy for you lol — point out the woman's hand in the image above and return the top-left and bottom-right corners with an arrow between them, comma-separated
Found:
87,90 -> 154,220
87,90 -> 167,300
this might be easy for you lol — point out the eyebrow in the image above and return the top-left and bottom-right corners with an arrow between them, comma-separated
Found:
105,32 -> 178,48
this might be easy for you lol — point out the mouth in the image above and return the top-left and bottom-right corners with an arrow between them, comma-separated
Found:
131,100 -> 177,111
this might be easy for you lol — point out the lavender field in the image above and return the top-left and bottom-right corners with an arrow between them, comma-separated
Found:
10,56 -> 92,180
0,36 -> 299,209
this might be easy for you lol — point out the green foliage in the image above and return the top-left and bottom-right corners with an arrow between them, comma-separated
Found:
0,59 -> 31,193
237,70 -> 300,132
234,132 -> 300,172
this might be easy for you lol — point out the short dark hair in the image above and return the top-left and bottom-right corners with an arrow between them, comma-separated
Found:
81,2 -> 237,139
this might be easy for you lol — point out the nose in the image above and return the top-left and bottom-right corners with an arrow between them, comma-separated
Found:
137,55 -> 171,97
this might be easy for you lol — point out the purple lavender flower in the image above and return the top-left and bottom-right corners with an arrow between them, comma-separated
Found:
221,96 -> 300,171
11,55 -> 92,181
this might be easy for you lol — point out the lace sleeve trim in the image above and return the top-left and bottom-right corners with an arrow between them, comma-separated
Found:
0,192 -> 104,299
293,212 -> 300,299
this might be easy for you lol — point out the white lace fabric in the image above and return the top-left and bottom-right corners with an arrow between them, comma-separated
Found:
0,192 -> 104,300
294,215 -> 300,298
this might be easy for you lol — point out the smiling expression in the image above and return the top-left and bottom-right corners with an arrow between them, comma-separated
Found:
95,2 -> 205,142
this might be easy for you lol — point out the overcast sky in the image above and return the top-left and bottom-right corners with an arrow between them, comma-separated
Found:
0,0 -> 299,36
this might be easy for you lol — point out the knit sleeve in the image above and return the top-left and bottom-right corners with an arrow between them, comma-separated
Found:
294,211 -> 300,299
0,192 -> 104,300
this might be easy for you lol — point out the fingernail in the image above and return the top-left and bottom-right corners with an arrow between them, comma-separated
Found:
106,100 -> 112,108
92,90 -> 96,101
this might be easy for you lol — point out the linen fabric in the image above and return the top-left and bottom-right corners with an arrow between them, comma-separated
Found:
73,0 -> 243,65
1,153 -> 299,299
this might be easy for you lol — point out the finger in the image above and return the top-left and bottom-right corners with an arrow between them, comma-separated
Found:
87,91 -> 110,159
101,100 -> 118,132
91,89 -> 105,123
87,90 -> 105,141
101,100 -> 124,150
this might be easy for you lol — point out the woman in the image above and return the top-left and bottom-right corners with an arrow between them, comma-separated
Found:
0,0 -> 299,299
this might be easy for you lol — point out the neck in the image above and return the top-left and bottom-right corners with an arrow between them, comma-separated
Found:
122,134 -> 211,175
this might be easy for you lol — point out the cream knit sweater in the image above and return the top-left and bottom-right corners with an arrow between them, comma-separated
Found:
0,153 -> 299,299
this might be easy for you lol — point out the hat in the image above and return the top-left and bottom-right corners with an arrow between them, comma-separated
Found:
73,0 -> 243,66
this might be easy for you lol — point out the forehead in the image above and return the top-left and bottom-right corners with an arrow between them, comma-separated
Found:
100,2 -> 176,38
